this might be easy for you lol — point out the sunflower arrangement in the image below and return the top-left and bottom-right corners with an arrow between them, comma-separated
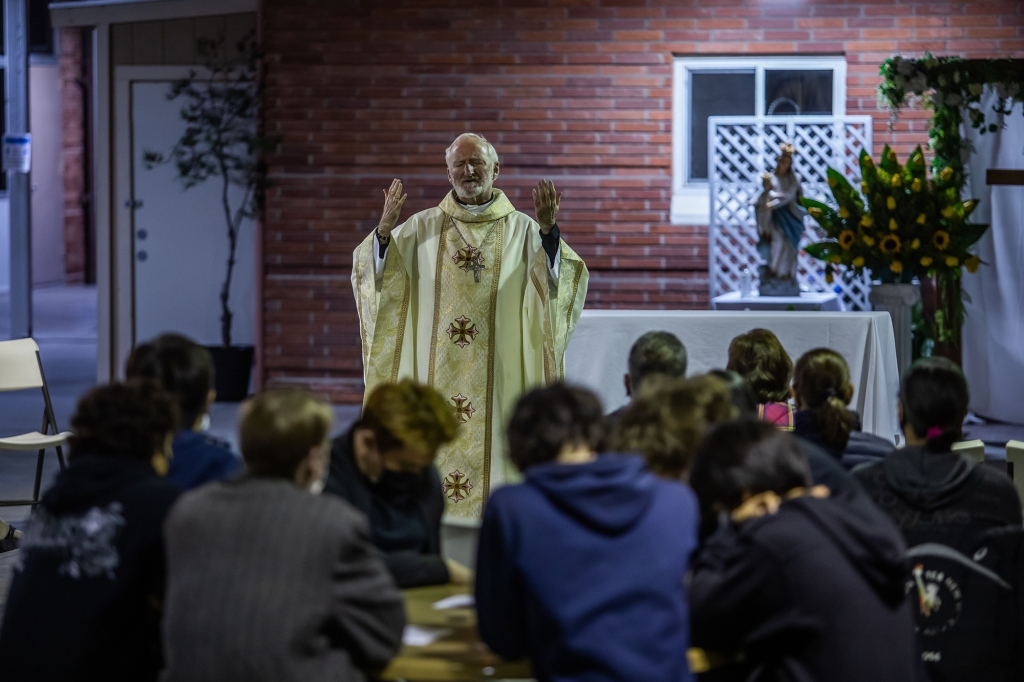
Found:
802,144 -> 986,285
802,145 -> 989,349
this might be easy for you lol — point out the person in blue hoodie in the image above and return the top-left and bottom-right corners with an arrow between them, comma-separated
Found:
127,333 -> 242,489
476,383 -> 699,682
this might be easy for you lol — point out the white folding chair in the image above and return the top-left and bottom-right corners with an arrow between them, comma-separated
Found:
0,338 -> 71,507
1006,440 -> 1024,506
951,439 -> 986,464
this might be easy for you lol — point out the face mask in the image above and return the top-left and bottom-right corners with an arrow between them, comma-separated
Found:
376,469 -> 422,497
200,414 -> 211,432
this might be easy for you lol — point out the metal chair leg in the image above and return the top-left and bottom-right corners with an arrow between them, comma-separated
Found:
56,444 -> 67,470
32,449 -> 45,503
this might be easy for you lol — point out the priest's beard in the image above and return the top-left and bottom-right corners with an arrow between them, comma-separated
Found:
453,175 -> 494,204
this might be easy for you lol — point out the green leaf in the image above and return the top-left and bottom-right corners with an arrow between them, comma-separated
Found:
958,222 -> 989,248
803,242 -> 835,260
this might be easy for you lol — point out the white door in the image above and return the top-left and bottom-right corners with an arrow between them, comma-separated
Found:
130,80 -> 256,348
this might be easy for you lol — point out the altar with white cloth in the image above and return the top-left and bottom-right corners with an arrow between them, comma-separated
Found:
564,310 -> 901,444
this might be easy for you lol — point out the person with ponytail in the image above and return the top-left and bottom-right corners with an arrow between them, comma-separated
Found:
791,348 -> 893,468
852,358 -> 1024,681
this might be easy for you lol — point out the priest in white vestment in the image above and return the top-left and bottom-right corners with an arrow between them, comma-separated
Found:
351,133 -> 589,520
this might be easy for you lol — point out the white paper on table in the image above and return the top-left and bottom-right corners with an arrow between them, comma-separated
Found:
432,593 -> 475,610
402,625 -> 452,647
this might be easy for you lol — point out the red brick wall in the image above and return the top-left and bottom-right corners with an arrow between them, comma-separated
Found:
260,0 -> 1022,402
60,27 -> 87,284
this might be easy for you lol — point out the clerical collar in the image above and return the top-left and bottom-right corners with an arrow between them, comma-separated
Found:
455,192 -> 496,215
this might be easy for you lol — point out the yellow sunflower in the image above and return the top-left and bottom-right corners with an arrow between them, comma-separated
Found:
945,256 -> 959,267
860,215 -> 873,228
920,256 -> 933,267
933,231 -> 951,251
941,205 -> 955,219
890,261 -> 903,274
965,255 -> 980,273
910,238 -> 921,250
863,235 -> 876,247
916,213 -> 927,225
838,230 -> 855,250
879,234 -> 901,254
889,218 -> 898,231
886,196 -> 896,210
839,206 -> 850,219
852,256 -> 865,267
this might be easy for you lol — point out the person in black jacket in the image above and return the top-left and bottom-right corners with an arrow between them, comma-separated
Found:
0,381 -> 182,682
853,357 -> 1024,681
689,420 -> 918,682
791,347 -> 895,469
325,380 -> 465,587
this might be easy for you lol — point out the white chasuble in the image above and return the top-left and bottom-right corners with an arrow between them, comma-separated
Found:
351,189 -> 589,520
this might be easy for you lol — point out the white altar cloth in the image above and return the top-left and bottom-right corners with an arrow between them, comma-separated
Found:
712,291 -> 845,312
565,310 -> 901,443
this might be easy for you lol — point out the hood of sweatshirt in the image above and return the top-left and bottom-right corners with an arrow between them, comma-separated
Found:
882,445 -> 976,512
41,454 -> 165,515
786,495 -> 909,606
526,454 -> 657,535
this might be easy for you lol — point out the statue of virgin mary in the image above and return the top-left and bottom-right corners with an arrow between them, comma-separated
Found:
754,143 -> 806,296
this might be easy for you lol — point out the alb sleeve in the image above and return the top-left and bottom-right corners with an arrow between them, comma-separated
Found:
541,223 -> 561,280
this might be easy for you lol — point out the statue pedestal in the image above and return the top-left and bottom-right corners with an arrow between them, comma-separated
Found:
713,291 -> 844,312
869,283 -> 920,380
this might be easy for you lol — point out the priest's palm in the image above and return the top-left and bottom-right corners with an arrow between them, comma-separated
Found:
377,179 -> 407,239
533,179 -> 561,234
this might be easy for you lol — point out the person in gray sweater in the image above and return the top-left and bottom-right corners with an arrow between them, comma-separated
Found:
161,390 -> 405,682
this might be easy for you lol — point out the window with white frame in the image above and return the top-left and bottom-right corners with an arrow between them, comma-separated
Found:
671,56 -> 847,225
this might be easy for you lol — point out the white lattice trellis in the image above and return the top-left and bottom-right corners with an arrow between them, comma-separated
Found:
708,116 -> 874,310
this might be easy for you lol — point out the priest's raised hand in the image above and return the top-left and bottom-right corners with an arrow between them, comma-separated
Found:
376,178 -> 407,241
533,179 -> 562,234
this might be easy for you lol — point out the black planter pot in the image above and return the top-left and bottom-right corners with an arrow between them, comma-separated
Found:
206,345 -> 255,402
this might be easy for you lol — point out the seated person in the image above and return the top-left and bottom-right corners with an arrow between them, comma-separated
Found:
325,380 -> 466,588
853,358 -> 1024,681
127,333 -> 241,489
162,390 -> 404,682
726,328 -> 794,430
701,369 -> 880,540
689,420 -> 917,682
476,384 -> 699,682
611,373 -> 736,480
606,330 -> 687,425
0,381 -> 182,681
791,348 -> 894,468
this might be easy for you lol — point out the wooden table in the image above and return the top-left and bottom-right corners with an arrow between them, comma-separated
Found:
380,584 -> 533,681
380,583 -> 717,681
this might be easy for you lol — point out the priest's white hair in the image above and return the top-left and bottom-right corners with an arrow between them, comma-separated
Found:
445,133 -> 499,166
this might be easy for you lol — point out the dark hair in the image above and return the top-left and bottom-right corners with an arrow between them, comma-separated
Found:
726,329 -> 793,403
507,384 -> 604,471
901,357 -> 969,453
707,369 -> 758,419
689,420 -> 810,522
360,380 -> 458,457
792,348 -> 856,451
613,374 -> 737,479
628,331 -> 688,392
126,333 -> 214,429
69,380 -> 180,461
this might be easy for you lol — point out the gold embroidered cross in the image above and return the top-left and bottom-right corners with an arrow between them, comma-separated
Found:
451,394 -> 474,424
442,470 -> 473,503
446,316 -> 479,348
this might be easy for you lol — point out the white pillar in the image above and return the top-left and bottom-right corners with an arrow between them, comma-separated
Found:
4,0 -> 31,338
869,283 -> 920,381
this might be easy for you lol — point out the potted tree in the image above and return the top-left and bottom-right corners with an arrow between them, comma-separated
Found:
144,33 -> 269,400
